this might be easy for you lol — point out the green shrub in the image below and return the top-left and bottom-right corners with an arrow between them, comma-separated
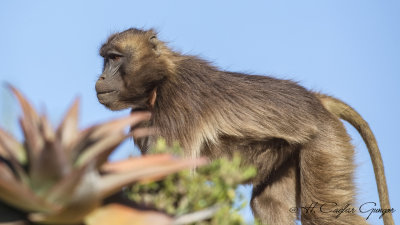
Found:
129,139 -> 257,225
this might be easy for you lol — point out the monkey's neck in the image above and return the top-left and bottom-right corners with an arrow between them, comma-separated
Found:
153,56 -> 225,146
159,56 -> 224,108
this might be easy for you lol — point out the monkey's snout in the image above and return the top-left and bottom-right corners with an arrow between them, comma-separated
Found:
95,79 -> 109,94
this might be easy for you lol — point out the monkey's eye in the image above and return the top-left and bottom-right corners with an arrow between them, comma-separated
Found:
108,53 -> 122,61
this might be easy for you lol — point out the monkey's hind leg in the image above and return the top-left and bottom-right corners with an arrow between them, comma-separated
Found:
299,128 -> 368,225
251,158 -> 298,225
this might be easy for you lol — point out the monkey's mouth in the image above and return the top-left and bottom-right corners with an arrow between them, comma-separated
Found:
96,90 -> 119,104
97,90 -> 118,96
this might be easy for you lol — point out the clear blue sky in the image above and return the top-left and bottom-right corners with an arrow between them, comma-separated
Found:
1,1 -> 399,224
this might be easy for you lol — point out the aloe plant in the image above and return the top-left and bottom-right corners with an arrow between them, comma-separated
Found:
0,86 -> 205,225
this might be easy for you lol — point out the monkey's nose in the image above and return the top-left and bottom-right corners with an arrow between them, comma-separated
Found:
95,79 -> 105,92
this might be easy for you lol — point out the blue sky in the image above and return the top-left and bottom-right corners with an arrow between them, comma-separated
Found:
0,1 -> 399,224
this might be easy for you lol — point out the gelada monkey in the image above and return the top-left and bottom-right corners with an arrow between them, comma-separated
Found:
95,28 -> 393,225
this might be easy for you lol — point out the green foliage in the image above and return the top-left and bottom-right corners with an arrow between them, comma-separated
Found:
129,138 -> 257,225
150,138 -> 183,156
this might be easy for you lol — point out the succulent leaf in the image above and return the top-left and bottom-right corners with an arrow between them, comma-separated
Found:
29,164 -> 102,224
101,154 -> 174,173
0,129 -> 29,184
0,128 -> 26,164
56,98 -> 80,155
75,113 -> 151,167
30,140 -> 70,193
85,204 -> 173,225
91,111 -> 151,139
10,86 -> 44,165
44,164 -> 91,204
0,162 -> 58,213
74,132 -> 127,167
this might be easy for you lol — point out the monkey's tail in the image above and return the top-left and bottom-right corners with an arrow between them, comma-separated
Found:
317,93 -> 394,225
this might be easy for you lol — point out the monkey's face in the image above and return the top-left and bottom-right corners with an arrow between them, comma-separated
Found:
95,29 -> 167,111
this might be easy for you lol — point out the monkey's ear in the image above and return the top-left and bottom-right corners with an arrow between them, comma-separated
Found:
149,35 -> 160,56
149,35 -> 158,47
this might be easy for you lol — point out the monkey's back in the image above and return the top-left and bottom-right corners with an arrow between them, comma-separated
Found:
155,57 -> 333,146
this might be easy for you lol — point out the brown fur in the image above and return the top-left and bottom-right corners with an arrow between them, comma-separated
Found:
95,28 -> 393,225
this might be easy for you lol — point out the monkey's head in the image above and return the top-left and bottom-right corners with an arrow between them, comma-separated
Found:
95,28 -> 174,111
